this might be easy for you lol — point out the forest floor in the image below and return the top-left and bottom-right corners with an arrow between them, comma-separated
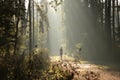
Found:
50,55 -> 120,80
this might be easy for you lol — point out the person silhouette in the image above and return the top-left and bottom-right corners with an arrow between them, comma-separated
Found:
60,47 -> 63,60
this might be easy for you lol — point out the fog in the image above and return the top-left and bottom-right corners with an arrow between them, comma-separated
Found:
47,1 -> 66,55
64,0 -> 109,60
47,0 -> 119,65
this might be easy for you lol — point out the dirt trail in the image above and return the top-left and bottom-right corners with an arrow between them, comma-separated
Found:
50,56 -> 120,80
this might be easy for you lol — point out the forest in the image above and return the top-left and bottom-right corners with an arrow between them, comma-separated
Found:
0,0 -> 120,80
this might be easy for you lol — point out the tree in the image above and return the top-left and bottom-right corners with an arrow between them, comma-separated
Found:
0,0 -> 25,55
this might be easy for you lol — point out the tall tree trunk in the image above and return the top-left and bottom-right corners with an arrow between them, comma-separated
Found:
101,0 -> 104,28
104,0 -> 113,55
29,0 -> 32,52
14,18 -> 20,55
37,9 -> 40,47
112,0 -> 115,42
116,0 -> 119,27
33,0 -> 35,47
28,0 -> 32,78
105,0 -> 112,43
14,0 -> 20,55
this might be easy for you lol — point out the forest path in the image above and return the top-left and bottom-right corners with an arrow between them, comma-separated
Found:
50,55 -> 120,80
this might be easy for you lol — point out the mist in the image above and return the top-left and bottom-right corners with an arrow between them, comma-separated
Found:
64,0 -> 108,60
47,0 -> 120,65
